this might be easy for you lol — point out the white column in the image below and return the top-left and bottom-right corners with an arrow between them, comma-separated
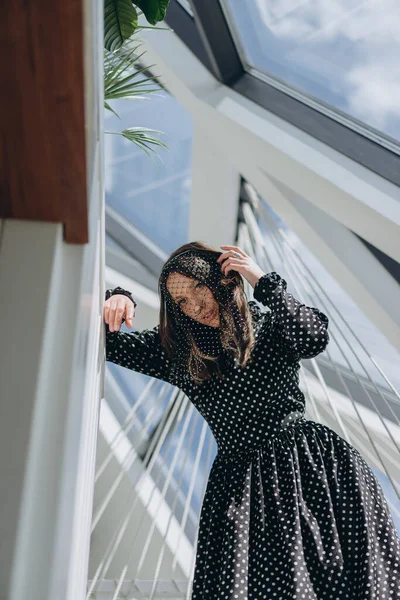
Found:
0,0 -> 105,597
0,216 -> 101,600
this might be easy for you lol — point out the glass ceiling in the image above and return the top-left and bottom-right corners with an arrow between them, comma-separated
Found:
222,0 -> 400,145
105,82 -> 192,254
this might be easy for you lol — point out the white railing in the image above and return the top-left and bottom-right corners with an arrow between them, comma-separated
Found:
88,371 -> 215,599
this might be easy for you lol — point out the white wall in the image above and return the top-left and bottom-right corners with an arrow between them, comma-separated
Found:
0,0 -> 105,598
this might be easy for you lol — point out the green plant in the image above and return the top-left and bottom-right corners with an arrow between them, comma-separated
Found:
104,0 -> 170,51
104,42 -> 168,162
104,0 -> 171,161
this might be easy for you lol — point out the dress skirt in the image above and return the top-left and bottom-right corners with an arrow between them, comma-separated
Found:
191,417 -> 400,600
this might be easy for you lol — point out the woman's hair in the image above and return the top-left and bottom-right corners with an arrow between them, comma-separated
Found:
158,241 -> 256,383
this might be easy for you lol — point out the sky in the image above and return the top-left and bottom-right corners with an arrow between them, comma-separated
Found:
224,0 -> 400,143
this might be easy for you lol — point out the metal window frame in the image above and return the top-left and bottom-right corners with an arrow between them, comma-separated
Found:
165,0 -> 400,188
164,0 -> 212,72
105,204 -> 167,277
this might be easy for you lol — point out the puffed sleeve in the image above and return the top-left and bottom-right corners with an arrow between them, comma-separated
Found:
105,287 -> 175,385
252,272 -> 330,360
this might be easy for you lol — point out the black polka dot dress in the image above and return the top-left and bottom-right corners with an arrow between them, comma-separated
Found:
105,273 -> 400,599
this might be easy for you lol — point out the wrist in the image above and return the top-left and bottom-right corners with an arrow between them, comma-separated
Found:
253,272 -> 286,305
247,268 -> 265,289
108,287 -> 137,308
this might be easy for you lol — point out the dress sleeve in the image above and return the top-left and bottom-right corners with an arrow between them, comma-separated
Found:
252,272 -> 330,360
105,287 -> 175,385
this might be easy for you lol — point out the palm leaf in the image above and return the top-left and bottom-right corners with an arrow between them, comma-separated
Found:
104,47 -> 160,107
104,101 -> 120,118
104,0 -> 138,51
106,128 -> 168,163
104,34 -> 169,162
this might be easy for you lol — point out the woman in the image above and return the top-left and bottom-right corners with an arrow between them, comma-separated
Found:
104,241 -> 400,599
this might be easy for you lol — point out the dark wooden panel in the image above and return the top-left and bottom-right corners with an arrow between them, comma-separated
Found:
0,0 -> 88,244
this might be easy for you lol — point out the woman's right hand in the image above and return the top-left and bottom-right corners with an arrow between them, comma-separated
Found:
104,294 -> 135,332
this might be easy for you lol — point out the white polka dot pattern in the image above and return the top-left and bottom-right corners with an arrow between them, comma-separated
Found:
252,272 -> 330,361
105,273 -> 400,599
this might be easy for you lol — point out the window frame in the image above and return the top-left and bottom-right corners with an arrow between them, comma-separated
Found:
165,0 -> 400,188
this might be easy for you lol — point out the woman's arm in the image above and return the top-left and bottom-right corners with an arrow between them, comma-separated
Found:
217,245 -> 329,361
105,287 -> 175,384
252,272 -> 330,360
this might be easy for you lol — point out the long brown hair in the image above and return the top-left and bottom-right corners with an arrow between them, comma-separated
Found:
158,241 -> 256,383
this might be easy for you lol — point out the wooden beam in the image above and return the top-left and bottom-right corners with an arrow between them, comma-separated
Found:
0,0 -> 88,243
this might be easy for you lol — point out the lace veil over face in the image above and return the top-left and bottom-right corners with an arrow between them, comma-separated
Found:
158,249 -> 251,382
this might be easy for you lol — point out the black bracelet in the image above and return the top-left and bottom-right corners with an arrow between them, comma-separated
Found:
105,286 -> 137,308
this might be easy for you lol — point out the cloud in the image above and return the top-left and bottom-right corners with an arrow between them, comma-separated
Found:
249,0 -> 400,139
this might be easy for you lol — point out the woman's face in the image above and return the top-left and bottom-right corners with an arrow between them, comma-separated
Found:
166,272 -> 220,328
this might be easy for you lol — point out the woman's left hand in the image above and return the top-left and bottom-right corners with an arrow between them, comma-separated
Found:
217,245 -> 265,289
